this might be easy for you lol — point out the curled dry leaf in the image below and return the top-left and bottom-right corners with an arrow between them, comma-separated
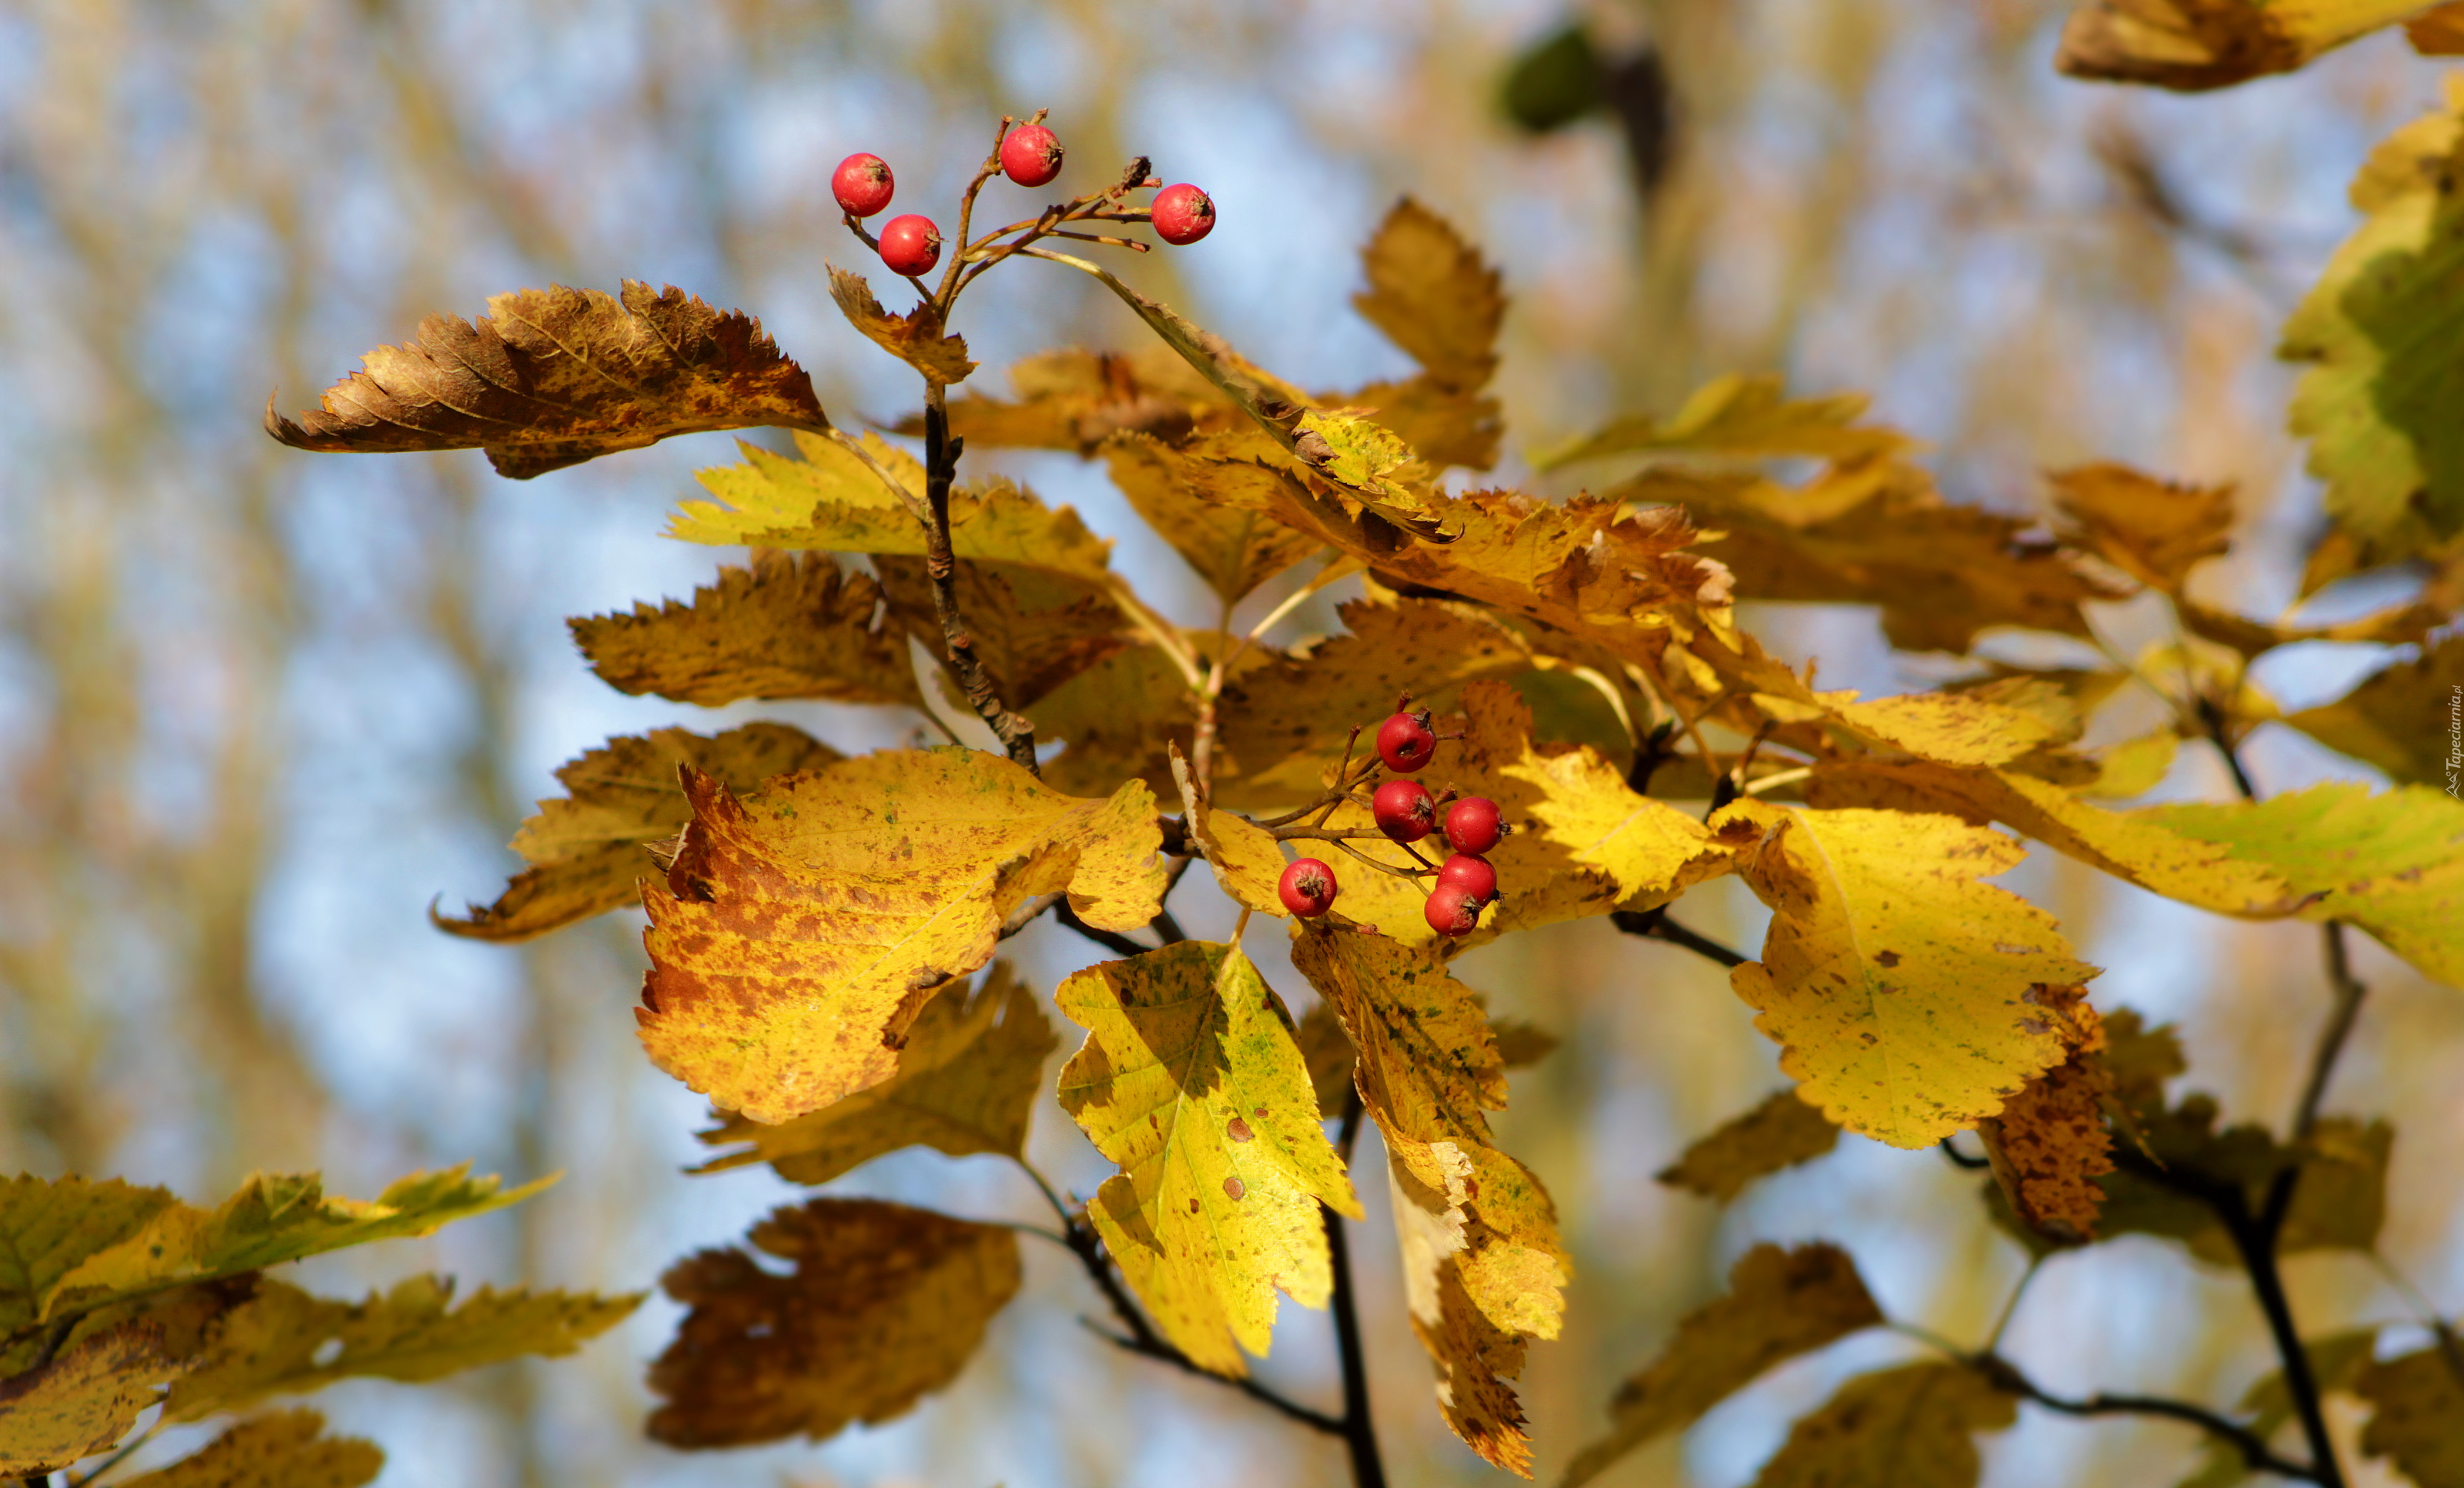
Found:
1975,985 -> 2115,1244
266,281 -> 828,478
826,267 -> 976,385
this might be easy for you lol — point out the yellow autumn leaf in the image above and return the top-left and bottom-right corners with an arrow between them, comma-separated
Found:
568,553 -> 921,709
2286,633 -> 2464,786
2177,592 -> 2448,658
2047,461 -> 2235,592
1564,1243 -> 1884,1487
1718,799 -> 2098,1148
932,345 -> 1244,456
163,1276 -> 640,1423
1654,1090 -> 1842,1204
1026,640 -> 1202,800
43,1167 -> 551,1323
1335,375 -> 1502,471
639,751 -> 1164,1124
647,1198 -> 1017,1447
1102,433 -> 1327,602
694,964 -> 1055,1184
826,265 -> 975,384
1351,197 -> 1505,394
0,1175 -> 179,1333
1290,930 -> 1566,1475
1751,1362 -> 2016,1488
1806,758 -> 2298,917
670,435 -> 1113,585
0,1321 -> 193,1474
1291,408 -> 1452,538
2054,0 -> 2435,90
2142,782 -> 2464,987
1166,743 -> 1289,918
1538,373 -> 1915,471
1055,941 -> 1359,1377
1635,456 -> 2125,652
116,1411 -> 381,1488
434,722 -> 840,943
1827,689 -> 2067,767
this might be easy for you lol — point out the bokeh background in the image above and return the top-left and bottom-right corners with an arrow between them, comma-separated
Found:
2,1 -> 2456,1484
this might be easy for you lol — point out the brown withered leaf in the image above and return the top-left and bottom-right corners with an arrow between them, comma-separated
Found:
1102,436 -> 1325,601
115,1410 -> 381,1488
872,557 -> 1128,710
1752,1361 -> 2016,1488
570,553 -> 921,709
266,281 -> 828,478
647,1198 -> 1018,1448
1656,1089 -> 1842,1204
1564,1243 -> 1884,1486
434,722 -> 839,943
2411,1 -> 2464,51
1352,198 -> 1505,392
827,267 -> 975,385
2358,1338 -> 2464,1486
2054,0 -> 2419,91
928,346 -> 1240,455
2177,593 -> 2450,659
1975,985 -> 2114,1244
2048,462 -> 2234,592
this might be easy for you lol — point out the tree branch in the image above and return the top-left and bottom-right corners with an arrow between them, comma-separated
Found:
1054,901 -> 1149,960
1610,906 -> 1750,968
919,394 -> 1039,773
2291,923 -> 2366,1141
1974,1354 -> 2321,1482
1326,1085 -> 1388,1488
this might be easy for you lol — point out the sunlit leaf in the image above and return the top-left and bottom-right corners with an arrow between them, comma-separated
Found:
0,1175 -> 180,1333
265,282 -> 828,478
1564,1243 -> 1884,1487
117,1411 -> 381,1488
1718,799 -> 2098,1148
639,752 -> 1163,1124
931,347 -> 1239,454
434,722 -> 841,943
1102,435 -> 1323,602
1056,942 -> 1358,1377
0,1320 -> 193,1474
570,553 -> 918,708
2284,79 -> 2464,568
694,965 -> 1055,1184
2048,462 -> 2235,592
2055,0 -> 2429,90
1750,1362 -> 2016,1488
1655,1091 -> 1842,1204
647,1199 -> 1018,1447
1353,198 -> 1505,393
2145,783 -> 2464,987
826,266 -> 974,385
873,557 -> 1128,709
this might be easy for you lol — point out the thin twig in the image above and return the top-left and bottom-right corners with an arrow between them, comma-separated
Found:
1326,1086 -> 1387,1488
2291,923 -> 2366,1141
1055,901 -> 1149,959
1610,907 -> 1750,968
918,396 -> 1038,772
1973,1354 -> 2321,1482
1082,1323 -> 1345,1434
1939,1136 -> 1992,1171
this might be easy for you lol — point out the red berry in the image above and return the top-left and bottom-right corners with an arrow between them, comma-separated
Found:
831,153 -> 895,218
1424,881 -> 1484,938
1444,796 -> 1503,856
1000,124 -> 1065,188
1437,853 -> 1496,901
1151,183 -> 1216,245
1372,780 -> 1437,843
1278,858 -> 1338,918
878,214 -> 943,277
1375,711 -> 1437,774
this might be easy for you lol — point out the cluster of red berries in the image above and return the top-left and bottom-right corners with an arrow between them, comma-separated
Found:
1276,709 -> 1509,939
829,122 -> 1215,280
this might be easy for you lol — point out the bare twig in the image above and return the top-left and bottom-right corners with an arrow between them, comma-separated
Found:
1054,901 -> 1148,960
1974,1354 -> 2321,1482
1326,1085 -> 1387,1488
918,396 -> 1038,772
2291,923 -> 2366,1141
1610,907 -> 1750,968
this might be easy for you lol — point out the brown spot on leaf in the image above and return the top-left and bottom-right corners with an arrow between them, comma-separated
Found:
1874,950 -> 1901,968
1227,1116 -> 1254,1142
1223,1176 -> 1246,1201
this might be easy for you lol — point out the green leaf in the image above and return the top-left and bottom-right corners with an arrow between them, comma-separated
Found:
568,553 -> 922,709
647,1199 -> 1020,1449
118,1411 -> 381,1488
1655,1090 -> 1842,1204
1502,25 -> 1603,133
694,963 -> 1055,1184
1056,941 -> 1359,1377
1564,1243 -> 1884,1486
433,722 -> 841,943
43,1167 -> 552,1323
2283,80 -> 2464,568
1749,1361 -> 2016,1488
2145,783 -> 2464,988
163,1276 -> 640,1422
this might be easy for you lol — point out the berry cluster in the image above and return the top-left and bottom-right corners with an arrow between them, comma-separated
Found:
830,114 -> 1214,286
1276,704 -> 1509,939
